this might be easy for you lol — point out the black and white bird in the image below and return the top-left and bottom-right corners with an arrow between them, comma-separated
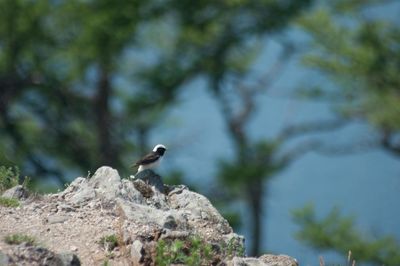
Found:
133,144 -> 167,174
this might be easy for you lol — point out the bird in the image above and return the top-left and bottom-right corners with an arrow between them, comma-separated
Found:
133,144 -> 167,174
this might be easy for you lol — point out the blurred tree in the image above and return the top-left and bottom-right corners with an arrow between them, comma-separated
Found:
297,0 -> 400,155
0,0 -> 320,255
292,0 -> 400,263
145,0 -> 315,255
210,67 -> 346,255
0,0 -> 185,185
293,205 -> 400,265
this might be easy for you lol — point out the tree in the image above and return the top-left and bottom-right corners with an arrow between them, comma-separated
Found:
292,0 -> 400,264
0,0 -> 319,255
0,0 -> 185,185
297,0 -> 400,155
293,205 -> 400,265
143,0 -> 314,255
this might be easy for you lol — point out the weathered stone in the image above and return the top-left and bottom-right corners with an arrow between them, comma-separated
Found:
130,240 -> 144,263
2,185 -> 29,200
58,253 -> 81,266
259,254 -> 298,266
47,215 -> 69,224
226,255 -> 298,266
228,257 -> 266,266
0,251 -> 10,265
133,179 -> 154,198
162,215 -> 177,230
6,243 -> 81,266
133,169 -> 165,193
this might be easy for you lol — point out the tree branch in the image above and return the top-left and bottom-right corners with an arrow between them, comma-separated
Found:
381,131 -> 400,156
277,118 -> 349,142
278,138 -> 380,167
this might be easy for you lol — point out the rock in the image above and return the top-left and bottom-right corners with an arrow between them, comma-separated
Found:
2,185 -> 29,200
60,178 -> 95,205
87,166 -> 121,201
6,243 -> 81,266
259,254 -> 298,266
228,257 -> 266,266
58,253 -> 81,266
0,251 -> 10,265
130,240 -> 144,263
226,255 -> 298,266
162,215 -> 177,230
0,166 -> 297,265
133,179 -> 154,198
47,215 -> 69,224
134,169 -> 165,193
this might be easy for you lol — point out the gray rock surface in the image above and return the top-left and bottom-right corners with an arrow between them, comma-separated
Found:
3,243 -> 80,266
134,169 -> 165,193
0,166 -> 298,265
1,185 -> 29,200
227,254 -> 298,266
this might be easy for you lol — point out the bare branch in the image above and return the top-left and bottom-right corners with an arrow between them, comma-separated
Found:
278,139 -> 323,166
381,131 -> 400,156
278,118 -> 349,142
278,138 -> 380,166
254,41 -> 295,93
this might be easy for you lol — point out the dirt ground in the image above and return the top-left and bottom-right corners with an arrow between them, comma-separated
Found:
0,196 -> 130,265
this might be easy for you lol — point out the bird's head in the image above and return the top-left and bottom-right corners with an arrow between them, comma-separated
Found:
153,144 -> 167,155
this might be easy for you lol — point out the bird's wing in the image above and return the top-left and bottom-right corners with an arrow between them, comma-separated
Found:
133,152 -> 160,167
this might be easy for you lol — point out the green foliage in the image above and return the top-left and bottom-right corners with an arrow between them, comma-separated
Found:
295,2 -> 400,263
5,233 -> 37,246
225,237 -> 245,258
218,141 -> 281,189
0,0 -> 313,187
0,0 -> 313,257
155,236 -> 215,266
297,1 -> 400,132
98,234 -> 119,251
0,197 -> 20,208
0,166 -> 19,192
293,205 -> 400,265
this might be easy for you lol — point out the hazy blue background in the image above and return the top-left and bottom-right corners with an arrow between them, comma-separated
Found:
151,4 -> 400,262
157,71 -> 400,265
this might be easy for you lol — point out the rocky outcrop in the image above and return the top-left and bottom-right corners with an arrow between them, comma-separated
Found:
0,244 -> 80,266
0,166 -> 298,266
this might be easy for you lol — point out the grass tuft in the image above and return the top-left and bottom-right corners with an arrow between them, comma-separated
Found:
156,236 -> 216,266
5,233 -> 37,246
99,234 -> 119,252
0,197 -> 20,207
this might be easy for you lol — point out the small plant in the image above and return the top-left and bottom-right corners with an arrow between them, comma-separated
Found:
0,197 -> 20,207
5,233 -> 37,246
155,236 -> 215,266
99,234 -> 119,252
319,250 -> 356,266
224,237 -> 245,259
0,166 -> 19,192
